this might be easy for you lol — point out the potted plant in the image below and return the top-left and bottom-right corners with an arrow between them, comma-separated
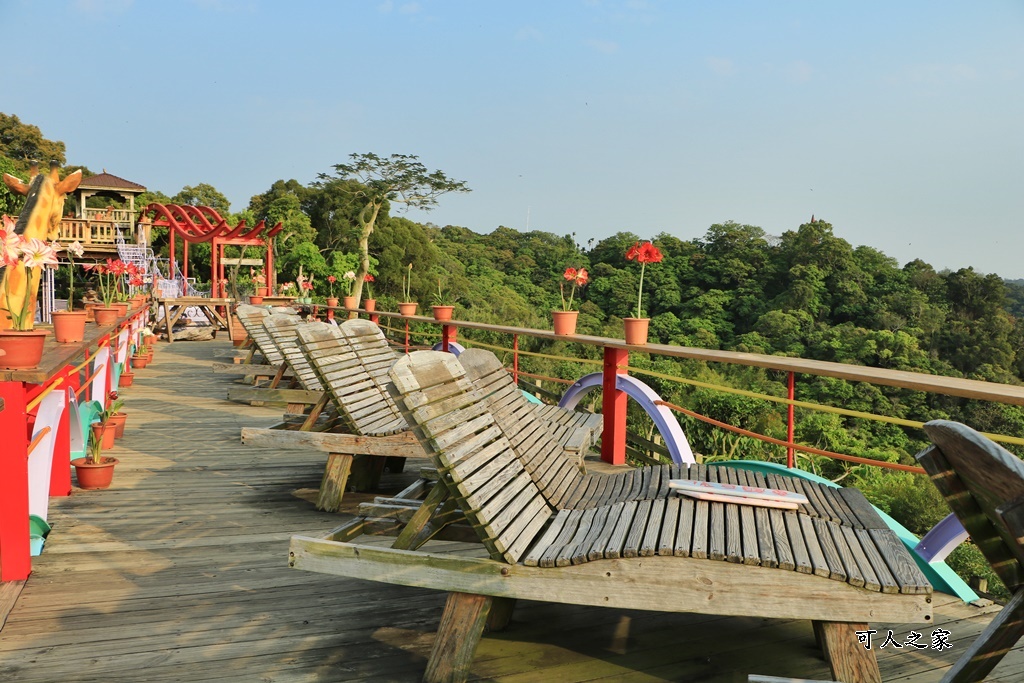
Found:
73,398 -> 121,489
131,344 -> 149,369
325,275 -> 339,308
300,280 -> 315,304
553,266 -> 589,335
363,274 -> 377,312
252,268 -> 269,297
0,228 -> 58,369
431,277 -> 456,321
341,271 -> 357,309
398,263 -> 417,316
84,258 -> 124,325
142,326 -> 157,346
104,390 -> 128,438
51,240 -> 88,343
623,240 -> 664,345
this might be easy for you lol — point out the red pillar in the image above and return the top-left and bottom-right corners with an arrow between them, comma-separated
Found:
601,347 -> 629,466
787,371 -> 796,468
441,325 -> 457,352
0,381 -> 31,580
512,335 -> 519,385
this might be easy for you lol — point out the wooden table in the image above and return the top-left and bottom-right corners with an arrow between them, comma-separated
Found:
157,297 -> 236,344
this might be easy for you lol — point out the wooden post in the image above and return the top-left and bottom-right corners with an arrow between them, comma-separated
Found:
512,334 -> 519,385
441,324 -> 457,353
814,621 -> 881,683
0,381 -> 31,581
787,371 -> 795,468
424,592 -> 493,683
317,453 -> 353,512
601,346 -> 628,465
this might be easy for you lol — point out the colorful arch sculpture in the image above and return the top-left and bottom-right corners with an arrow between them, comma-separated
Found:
557,372 -> 696,465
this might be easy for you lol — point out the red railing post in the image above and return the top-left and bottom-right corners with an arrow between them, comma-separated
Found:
601,346 -> 629,466
441,324 -> 451,353
512,334 -> 519,385
0,380 -> 31,581
787,371 -> 795,469
370,312 -> 379,325
48,366 -> 74,498
404,319 -> 410,355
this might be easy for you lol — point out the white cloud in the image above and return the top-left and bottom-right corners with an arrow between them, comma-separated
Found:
586,39 -> 619,55
515,25 -> 544,42
707,57 -> 735,77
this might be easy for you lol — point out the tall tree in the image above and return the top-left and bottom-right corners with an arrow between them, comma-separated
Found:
315,153 -> 470,302
0,113 -> 66,172
172,183 -> 231,215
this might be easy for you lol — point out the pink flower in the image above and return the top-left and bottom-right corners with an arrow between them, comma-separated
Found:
20,238 -> 59,269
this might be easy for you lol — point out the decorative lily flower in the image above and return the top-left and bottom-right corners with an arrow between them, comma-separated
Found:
624,240 -> 663,319
559,265 -> 590,311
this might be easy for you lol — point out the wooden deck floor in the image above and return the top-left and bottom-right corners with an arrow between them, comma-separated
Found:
2,339 -> 1024,682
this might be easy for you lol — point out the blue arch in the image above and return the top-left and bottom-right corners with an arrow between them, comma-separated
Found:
558,372 -> 695,465
431,341 -> 465,357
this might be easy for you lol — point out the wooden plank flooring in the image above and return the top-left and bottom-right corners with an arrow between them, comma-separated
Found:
2,338 -> 1024,681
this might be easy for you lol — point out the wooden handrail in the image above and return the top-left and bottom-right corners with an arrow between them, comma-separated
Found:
363,309 -> 1024,407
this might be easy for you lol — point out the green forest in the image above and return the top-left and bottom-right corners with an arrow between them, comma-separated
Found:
4,112 -> 1022,595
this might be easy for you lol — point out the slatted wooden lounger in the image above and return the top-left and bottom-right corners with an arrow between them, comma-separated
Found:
916,420 -> 1024,682
290,350 -> 933,683
211,304 -> 296,379
226,313 -> 326,413
244,320 -> 606,510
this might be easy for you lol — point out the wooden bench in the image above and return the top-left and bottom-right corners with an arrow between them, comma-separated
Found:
917,420 -> 1024,682
290,350 -> 933,683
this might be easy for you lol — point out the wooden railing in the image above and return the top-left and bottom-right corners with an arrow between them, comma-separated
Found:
324,307 -> 1024,470
55,218 -> 123,251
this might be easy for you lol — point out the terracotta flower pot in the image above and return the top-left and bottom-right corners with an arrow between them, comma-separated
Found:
107,412 -> 128,439
51,310 -> 89,343
325,297 -> 339,308
91,421 -> 116,450
256,287 -> 270,297
552,310 -> 579,336
398,302 -> 418,316
342,296 -> 356,310
84,302 -> 101,322
432,305 -> 455,322
93,307 -> 120,325
143,334 -> 157,346
131,355 -> 148,369
364,298 -> 376,312
0,329 -> 49,370
623,317 -> 650,345
72,457 -> 118,490
113,302 -> 129,317
249,296 -> 264,305
119,371 -> 135,387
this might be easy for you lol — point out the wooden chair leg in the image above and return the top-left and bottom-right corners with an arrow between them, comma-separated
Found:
814,621 -> 881,683
424,592 -> 492,683
485,597 -> 516,632
942,588 -> 1024,682
349,454 -> 387,491
316,453 -> 353,512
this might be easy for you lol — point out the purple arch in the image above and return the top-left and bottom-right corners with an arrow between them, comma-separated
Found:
431,341 -> 465,357
558,373 -> 695,465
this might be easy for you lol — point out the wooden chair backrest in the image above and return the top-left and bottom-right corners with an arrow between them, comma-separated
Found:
919,420 -> 1024,591
458,348 -> 587,509
264,315 -> 322,391
295,320 -> 406,436
390,350 -> 555,564
235,304 -> 282,364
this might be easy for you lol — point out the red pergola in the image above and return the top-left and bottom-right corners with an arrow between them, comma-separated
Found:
142,204 -> 283,298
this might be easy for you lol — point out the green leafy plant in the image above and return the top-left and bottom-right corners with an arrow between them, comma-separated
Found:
101,391 -> 124,423
431,277 -> 455,306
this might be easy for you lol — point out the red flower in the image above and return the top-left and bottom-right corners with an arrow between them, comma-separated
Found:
364,274 -> 375,282
626,242 -> 641,261
559,265 -> 590,311
327,275 -> 337,283
637,242 -> 663,264
574,267 -> 589,286
563,267 -> 578,281
301,281 -> 314,290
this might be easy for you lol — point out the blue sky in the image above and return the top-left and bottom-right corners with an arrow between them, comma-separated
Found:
3,1 -> 1022,276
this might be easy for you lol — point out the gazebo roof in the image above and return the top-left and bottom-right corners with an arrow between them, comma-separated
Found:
79,170 -> 147,193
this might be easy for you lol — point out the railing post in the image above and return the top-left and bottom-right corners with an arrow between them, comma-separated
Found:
787,371 -> 795,469
512,335 -> 519,385
601,346 -> 629,466
370,312 -> 379,325
404,318 -> 410,355
0,380 -> 31,580
48,366 -> 74,498
441,324 -> 456,353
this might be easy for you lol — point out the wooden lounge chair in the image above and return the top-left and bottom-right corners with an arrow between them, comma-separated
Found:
226,313 -> 325,412
917,420 -> 1024,682
290,350 -> 933,683
211,304 -> 295,379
